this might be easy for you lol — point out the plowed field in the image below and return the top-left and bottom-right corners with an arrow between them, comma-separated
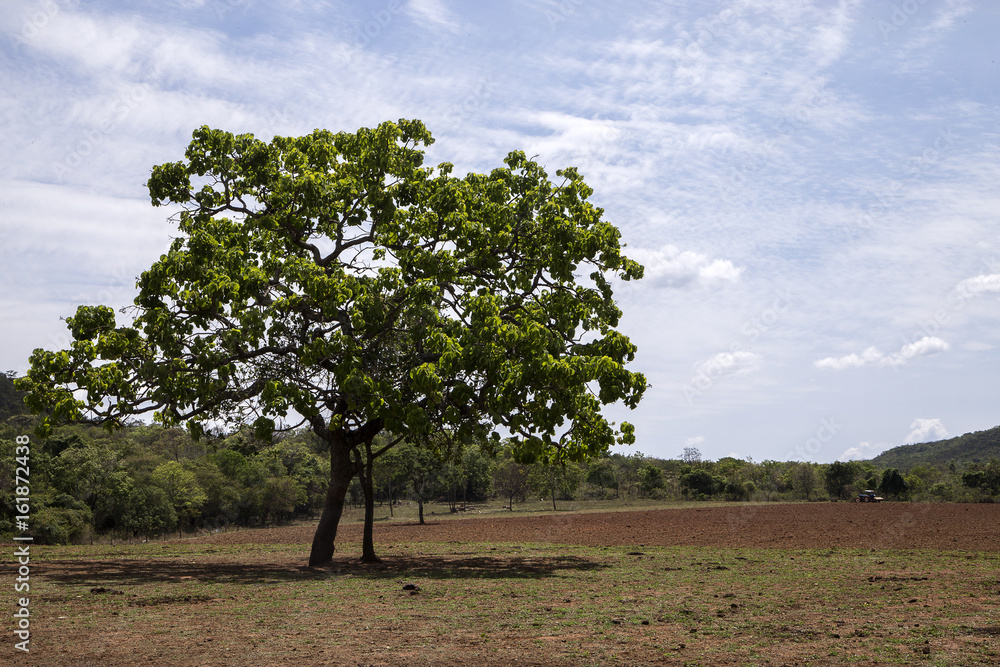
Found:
201,502 -> 1000,551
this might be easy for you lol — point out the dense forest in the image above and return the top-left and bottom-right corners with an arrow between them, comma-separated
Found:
870,426 -> 1000,470
3,373 -> 999,544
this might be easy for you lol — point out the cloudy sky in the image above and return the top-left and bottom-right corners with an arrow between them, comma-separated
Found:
2,0 -> 998,463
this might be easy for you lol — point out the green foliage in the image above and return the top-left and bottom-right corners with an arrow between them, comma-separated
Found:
528,461 -> 584,510
878,468 -> 908,499
637,463 -> 664,497
870,425 -> 1000,470
492,450 -> 531,509
15,119 -> 649,562
120,485 -> 177,537
17,119 -> 646,465
824,460 -> 860,500
585,459 -> 618,496
150,461 -> 208,528
0,371 -> 28,421
680,469 -> 716,498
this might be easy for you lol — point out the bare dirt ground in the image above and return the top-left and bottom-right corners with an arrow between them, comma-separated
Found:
203,501 -> 1000,551
15,503 -> 1000,666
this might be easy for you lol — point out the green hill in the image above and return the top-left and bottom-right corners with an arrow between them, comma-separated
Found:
870,425 -> 1000,470
0,372 -> 29,421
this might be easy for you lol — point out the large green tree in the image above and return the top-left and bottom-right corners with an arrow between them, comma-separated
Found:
17,119 -> 646,565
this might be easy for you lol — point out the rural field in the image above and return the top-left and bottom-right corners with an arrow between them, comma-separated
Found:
13,502 -> 1000,666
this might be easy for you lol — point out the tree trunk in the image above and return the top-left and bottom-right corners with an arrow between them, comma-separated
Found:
308,438 -> 355,566
359,442 -> 381,563
418,497 -> 425,525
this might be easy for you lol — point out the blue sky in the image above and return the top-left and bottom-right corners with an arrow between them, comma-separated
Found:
2,0 -> 998,463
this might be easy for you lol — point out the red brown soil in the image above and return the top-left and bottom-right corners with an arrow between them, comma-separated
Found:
202,502 -> 1000,551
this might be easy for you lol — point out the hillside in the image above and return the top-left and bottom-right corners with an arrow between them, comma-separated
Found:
870,425 -> 1000,470
0,372 -> 28,421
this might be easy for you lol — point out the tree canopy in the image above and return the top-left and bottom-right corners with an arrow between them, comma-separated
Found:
17,119 -> 647,565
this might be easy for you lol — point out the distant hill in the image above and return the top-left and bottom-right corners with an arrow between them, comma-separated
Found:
870,426 -> 1000,470
0,372 -> 29,421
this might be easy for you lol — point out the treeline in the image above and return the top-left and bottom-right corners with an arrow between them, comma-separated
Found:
2,415 -> 1000,544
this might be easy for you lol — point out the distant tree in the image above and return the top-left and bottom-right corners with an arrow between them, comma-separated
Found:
493,454 -> 530,511
682,447 -> 702,464
394,442 -> 444,524
723,479 -> 754,501
824,461 -> 860,500
461,444 -> 495,503
879,468 -> 908,499
440,459 -> 466,513
528,462 -> 583,510
150,461 -> 207,532
585,458 -> 619,498
121,485 -> 177,539
928,482 -> 954,502
259,476 -> 299,524
32,495 -> 93,545
372,444 -> 410,517
638,463 -> 664,497
962,459 -> 1000,496
792,462 -> 819,501
612,454 -> 645,499
0,371 -> 28,421
680,469 -> 716,498
17,119 -> 646,565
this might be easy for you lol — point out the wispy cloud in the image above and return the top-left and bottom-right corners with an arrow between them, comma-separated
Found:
814,336 -> 950,370
407,0 -> 463,33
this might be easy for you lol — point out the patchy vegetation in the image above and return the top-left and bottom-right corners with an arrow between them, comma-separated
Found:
22,504 -> 1000,666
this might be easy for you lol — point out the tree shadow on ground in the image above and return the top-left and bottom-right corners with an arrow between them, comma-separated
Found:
42,553 -> 611,589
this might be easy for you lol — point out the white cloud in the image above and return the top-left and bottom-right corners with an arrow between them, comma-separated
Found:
953,273 -> 1000,299
693,350 -> 762,381
814,336 -> 950,370
903,418 -> 949,444
629,244 -> 742,289
840,419 -> 950,462
684,436 -> 705,448
839,441 -> 888,462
